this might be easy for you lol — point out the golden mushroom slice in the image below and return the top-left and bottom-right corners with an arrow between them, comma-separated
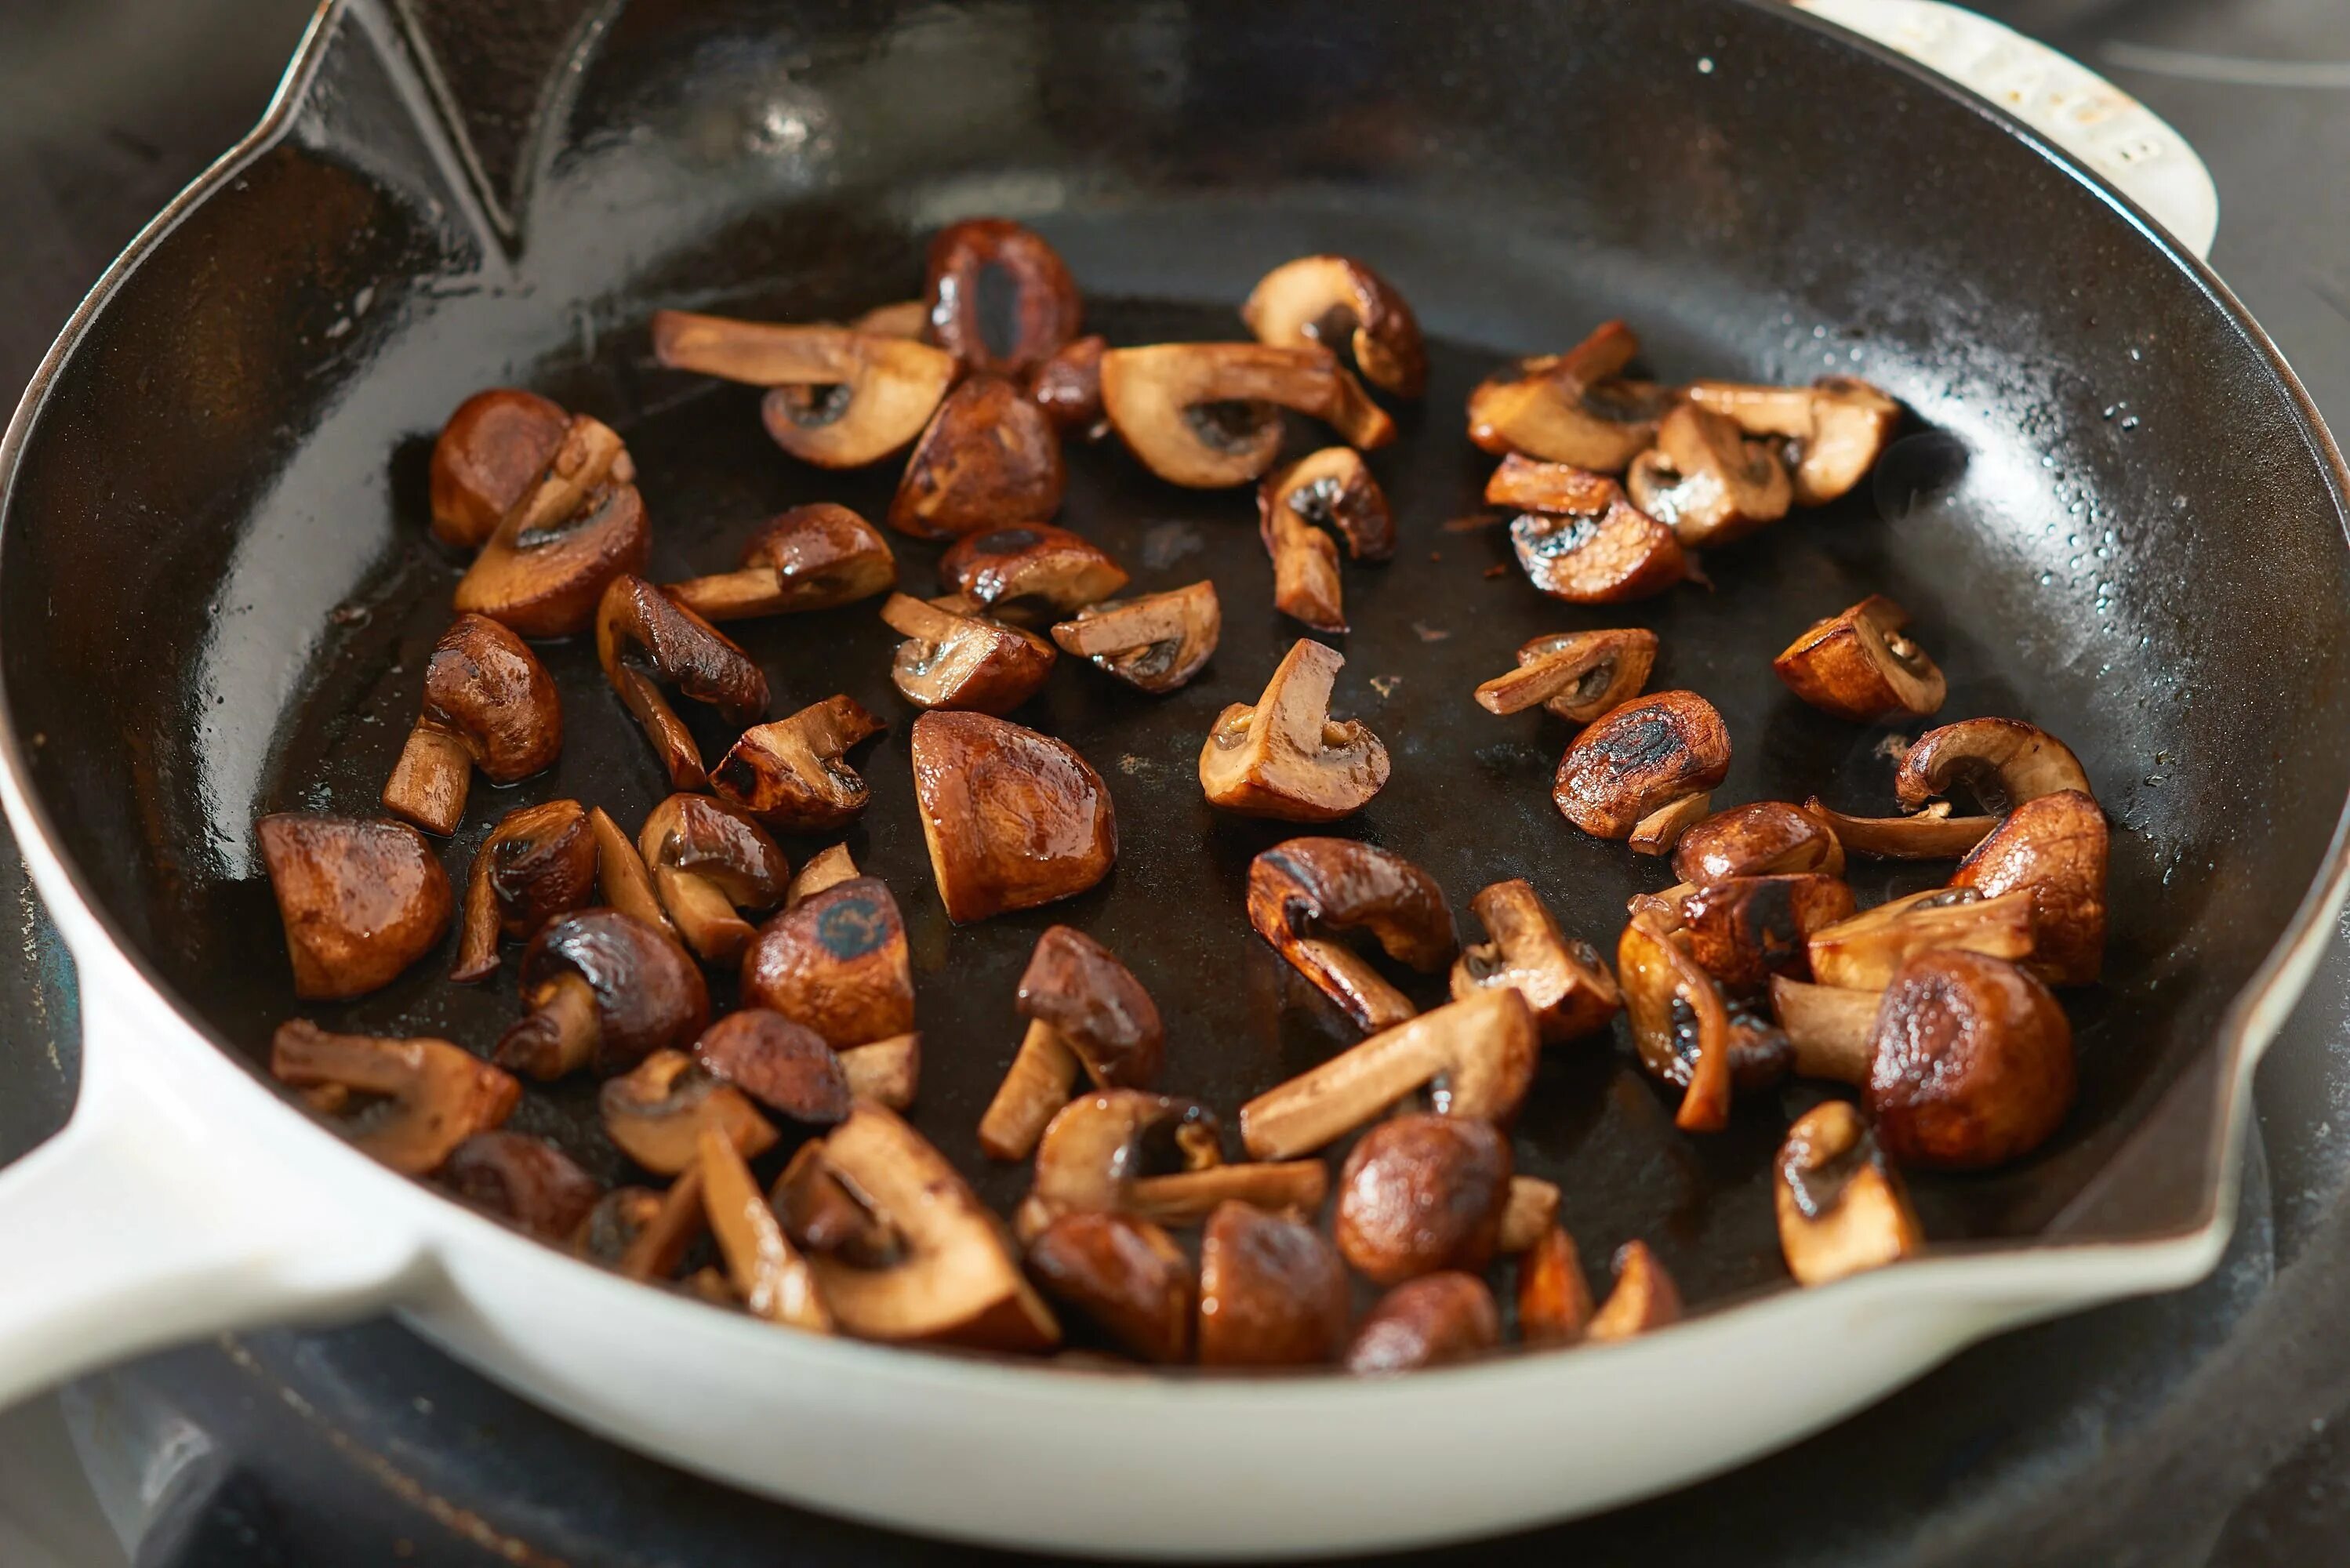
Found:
711,695 -> 886,832
1894,717 -> 2094,815
1450,877 -> 1621,1044
663,504 -> 896,622
1673,800 -> 1846,883
1474,627 -> 1658,724
430,389 -> 571,550
453,413 -> 650,638
650,310 -> 957,469
596,575 -> 769,793
1775,1100 -> 1923,1287
1015,1091 -> 1325,1241
1262,445 -> 1398,562
382,614 -> 561,836
258,814 -> 453,1000
1518,1222 -> 1597,1347
921,216 -> 1084,376
601,1049 -> 778,1176
784,844 -> 859,908
1774,595 -> 1946,723
910,711 -> 1117,922
1803,798 -> 1997,861
937,524 -> 1128,620
850,299 -> 928,338
1585,1240 -> 1683,1342
697,1127 -> 833,1331
450,799 -> 597,982
1949,789 -> 2108,985
271,1020 -> 520,1177
888,376 -> 1067,539
1553,690 -> 1732,849
1805,886 -> 2036,990
1687,375 -> 1901,506
587,805 -> 674,938
1050,581 -> 1221,695
637,793 -> 790,965
1626,401 -> 1793,547
979,926 -> 1166,1161
1200,638 -> 1389,820
1249,837 -> 1457,1033
878,593 -> 1057,715
837,1033 -> 920,1111
1100,342 -> 1395,488
1487,456 -> 1688,604
1466,320 -> 1679,472
1242,254 -> 1427,397
1618,915 -> 1741,1133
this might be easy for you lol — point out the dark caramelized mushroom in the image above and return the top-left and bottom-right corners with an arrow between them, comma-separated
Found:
1050,581 -> 1221,695
1804,798 -> 1997,861
1240,989 -> 1538,1160
259,814 -> 454,1000
910,711 -> 1117,922
596,575 -> 768,791
1335,1114 -> 1512,1286
979,927 -> 1165,1160
1680,873 -> 1858,993
271,1020 -> 518,1175
1950,789 -> 2108,985
1585,1240 -> 1683,1341
637,794 -> 790,965
1475,627 -> 1658,724
937,524 -> 1128,619
1263,445 -> 1397,561
710,695 -> 886,831
495,909 -> 710,1081
576,1178 -> 702,1280
430,389 -> 570,550
1030,333 -> 1108,436
441,1131 -> 601,1240
921,216 -> 1083,376
880,593 -> 1057,715
1248,837 -> 1456,1032
601,1049 -> 778,1176
650,310 -> 958,470
1488,456 -> 1687,604
663,504 -> 896,622
739,877 -> 913,1049
1101,342 -> 1395,488
1553,690 -> 1732,844
1625,401 -> 1792,547
1865,949 -> 2074,1170
383,614 -> 562,835
1687,376 -> 1901,506
1618,916 -> 1738,1132
1346,1273 -> 1501,1374
1894,717 -> 2094,816
1806,886 -> 2036,991
1450,877 -> 1621,1043
889,376 -> 1067,539
1243,255 -> 1427,398
1673,800 -> 1846,884
1026,1212 -> 1195,1364
451,798 -> 597,982
1466,321 -> 1677,471
1774,595 -> 1946,723
453,415 -> 649,637
1200,639 -> 1389,821
1775,1101 -> 1923,1286
1195,1200 -> 1351,1368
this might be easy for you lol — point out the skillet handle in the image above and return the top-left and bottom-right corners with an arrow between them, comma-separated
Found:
1793,0 -> 2218,259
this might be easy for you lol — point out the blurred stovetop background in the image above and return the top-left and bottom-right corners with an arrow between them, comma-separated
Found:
7,1 -> 2350,1563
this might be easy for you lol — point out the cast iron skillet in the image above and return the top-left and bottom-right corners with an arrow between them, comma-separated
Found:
1,0 -> 2346,1552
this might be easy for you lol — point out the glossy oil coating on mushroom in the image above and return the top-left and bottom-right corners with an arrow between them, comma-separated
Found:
596,575 -> 769,791
272,1020 -> 519,1176
711,695 -> 887,831
1625,401 -> 1792,548
259,814 -> 454,1000
1466,320 -> 1677,472
739,876 -> 914,1048
1049,581 -> 1221,695
663,503 -> 896,622
652,310 -> 957,470
888,376 -> 1067,539
1774,595 -> 1946,724
1474,627 -> 1658,724
1026,1211 -> 1195,1364
879,593 -> 1057,715
637,793 -> 791,965
1449,877 -> 1621,1044
1774,1101 -> 1923,1286
1196,1200 -> 1351,1368
1243,254 -> 1427,398
1553,690 -> 1732,844
1248,837 -> 1457,1032
979,926 -> 1168,1159
1101,342 -> 1395,488
1335,1113 -> 1513,1286
451,798 -> 597,982
1673,800 -> 1845,884
921,216 -> 1084,377
1487,456 -> 1687,604
936,524 -> 1128,620
1030,335 -> 1109,436
1894,717 -> 2092,816
1200,639 -> 1389,821
1863,949 -> 2075,1170
1686,376 -> 1901,507
453,413 -> 650,638
430,388 -> 571,550
495,909 -> 710,1081
910,711 -> 1117,922
383,614 -> 561,836
1949,789 -> 2108,985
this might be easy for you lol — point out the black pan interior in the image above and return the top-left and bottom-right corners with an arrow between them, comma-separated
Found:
4,0 -> 2347,1317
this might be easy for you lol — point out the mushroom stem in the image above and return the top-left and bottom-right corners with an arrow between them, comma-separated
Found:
652,866 -> 757,964
699,1127 -> 834,1331
1585,1240 -> 1682,1341
498,971 -> 603,1081
1769,976 -> 1879,1083
785,844 -> 859,908
838,1033 -> 920,1111
1126,1161 -> 1330,1226
977,1019 -> 1081,1160
1629,792 -> 1712,856
1496,1175 -> 1563,1254
1285,938 -> 1416,1031
589,806 -> 676,938
618,1166 -> 706,1282
382,723 -> 474,837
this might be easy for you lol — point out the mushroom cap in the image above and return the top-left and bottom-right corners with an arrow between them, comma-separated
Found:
1866,948 -> 2075,1169
1553,690 -> 1733,839
881,593 -> 1058,716
937,524 -> 1128,616
441,1131 -> 603,1241
889,376 -> 1068,539
595,575 -> 769,791
1049,581 -> 1222,695
739,877 -> 916,1048
1774,594 -> 1946,724
1260,445 -> 1397,563
1196,1200 -> 1352,1367
1101,341 -> 1394,488
1335,1113 -> 1513,1287
921,216 -> 1084,376
910,711 -> 1117,923
599,1048 -> 778,1175
1949,789 -> 2108,985
430,388 -> 571,550
452,798 -> 598,982
270,1020 -> 519,1176
518,909 -> 711,1076
1625,401 -> 1792,547
419,613 -> 563,782
1345,1272 -> 1502,1374
1257,477 -> 1349,633
1680,873 -> 1859,994
1248,837 -> 1458,973
1023,1089 -> 1222,1228
1774,1100 -> 1923,1287
452,415 -> 651,638
1466,321 -> 1677,470
1894,717 -> 2093,815
1025,1211 -> 1195,1364
1803,797 -> 1997,861
1617,915 -> 1738,1132
1475,626 -> 1658,723
1018,925 -> 1165,1089
1200,639 -> 1389,821
668,503 -> 897,622
1491,459 -> 1687,604
1031,334 -> 1109,434
710,695 -> 887,831
1449,877 -> 1622,1043
1673,800 -> 1846,884
693,1008 -> 852,1125
259,814 -> 454,1000
1242,254 -> 1428,399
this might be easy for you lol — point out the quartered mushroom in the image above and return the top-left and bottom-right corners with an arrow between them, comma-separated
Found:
1518,1224 -> 1597,1347
1240,989 -> 1538,1160
910,711 -> 1117,922
1673,800 -> 1847,884
1025,1211 -> 1196,1364
1466,320 -> 1679,472
785,844 -> 859,908
696,1129 -> 834,1331
1805,885 -> 2036,990
1100,342 -> 1396,488
382,614 -> 561,836
1450,877 -> 1622,1044
888,376 -> 1067,539
1195,1200 -> 1352,1368
430,388 -> 572,550
451,798 -> 597,982
576,1174 -> 705,1282
1335,1113 -> 1513,1286
1050,580 -> 1221,694
979,926 -> 1165,1161
1625,401 -> 1793,548
739,876 -> 914,1048
1949,789 -> 2108,985
1618,916 -> 1738,1132
259,814 -> 454,1000
1243,254 -> 1427,399
879,593 -> 1057,715
1585,1240 -> 1684,1342
711,695 -> 886,831
596,575 -> 768,791
650,310 -> 958,469
1265,445 -> 1398,562
1346,1273 -> 1501,1375
637,793 -> 790,965
1895,717 -> 2094,817
601,1048 -> 778,1176
1016,1091 -> 1326,1240
1030,334 -> 1109,437
1487,456 -> 1688,604
1498,1175 -> 1564,1254
1248,837 -> 1457,1032
1553,690 -> 1732,849
1804,798 -> 1996,861
441,1131 -> 601,1241
1200,638 -> 1389,820
587,805 -> 676,939
1687,376 -> 1901,506
1680,873 -> 1858,994
494,909 -> 710,1081
271,1019 -> 519,1176
922,216 -> 1084,376
838,1033 -> 921,1111
1474,627 -> 1658,724
453,413 -> 650,638
663,504 -> 896,622
937,524 -> 1128,619
1774,595 -> 1946,723
1775,1100 -> 1923,1286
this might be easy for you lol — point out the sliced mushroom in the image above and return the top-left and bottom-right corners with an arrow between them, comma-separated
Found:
271,1020 -> 518,1176
1243,255 -> 1427,399
587,804 -> 676,938
1490,457 -> 1688,604
1895,717 -> 2094,817
650,310 -> 958,469
1518,1223 -> 1596,1347
635,794 -> 790,966
1200,639 -> 1389,821
838,1033 -> 920,1111
1258,481 -> 1347,634
1625,401 -> 1792,548
1263,445 -> 1397,562
451,799 -> 597,982
382,614 -> 561,836
601,1049 -> 779,1176
1475,628 -> 1658,724
889,376 -> 1068,539
1618,916 -> 1738,1133
1466,321 -> 1678,471
1026,1211 -> 1195,1364
697,1127 -> 832,1330
1248,837 -> 1456,1032
1497,1175 -> 1563,1254
1806,886 -> 2036,991
980,926 -> 1165,1156
1346,1273 -> 1501,1374
1775,1100 -> 1923,1286
575,1175 -> 703,1281
495,909 -> 710,1080
772,1142 -> 905,1269
978,1021 -> 1081,1162
1050,581 -> 1221,694
1768,975 -> 1886,1081
1686,376 -> 1901,506
1240,989 -> 1538,1160
1950,789 -> 2108,985
429,388 -> 571,550
910,711 -> 1117,922
1680,873 -> 1858,994
1774,595 -> 1946,723
1628,791 -> 1716,857
441,1131 -> 602,1241
453,414 -> 650,637
1018,1090 -> 1325,1240
1804,798 -> 1997,861
1335,1113 -> 1512,1286
922,216 -> 1083,376
1195,1200 -> 1351,1368
1450,877 -> 1621,1043
739,877 -> 914,1048
878,593 -> 1056,716
1673,800 -> 1847,883
663,504 -> 896,622
693,1008 -> 852,1124
1030,333 -> 1108,436
1101,342 -> 1395,488
595,575 -> 768,792
1553,691 -> 1732,841
799,1105 -> 1060,1350
259,814 -> 453,1000
1584,1240 -> 1683,1341
1865,949 -> 2074,1169
711,695 -> 886,831
937,524 -> 1128,619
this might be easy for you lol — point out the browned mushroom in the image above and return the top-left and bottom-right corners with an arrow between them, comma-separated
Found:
1806,886 -> 2036,991
1553,690 -> 1732,847
1248,837 -> 1456,1032
922,216 -> 1083,376
1195,1200 -> 1351,1367
877,593 -> 1056,715
1259,478 -> 1346,633
888,376 -> 1068,539
1475,628 -> 1658,724
1487,456 -> 1688,604
1467,321 -> 1679,471
1240,989 -> 1538,1160
1026,1211 -> 1195,1364
650,310 -> 958,469
1767,975 -> 1885,1076
441,1131 -> 601,1241
1773,595 -> 1946,723
1015,1091 -> 1326,1240
910,710 -> 1117,922
979,926 -> 1165,1160
271,1019 -> 518,1175
1686,376 -> 1901,506
1031,334 -> 1108,437
587,805 -> 675,938
451,799 -> 597,982
1624,401 -> 1792,549
1243,255 -> 1427,399
576,1175 -> 703,1281
1896,718 -> 2094,818
430,389 -> 571,550
1680,873 -> 1859,993
259,814 -> 454,1000
1673,800 -> 1847,883
1450,877 -> 1621,1043
1775,1100 -> 1923,1286
739,877 -> 913,1048
692,1009 -> 851,1125
1518,1222 -> 1596,1348
1618,915 -> 1749,1132
1101,342 -> 1396,488
851,299 -> 928,338
827,1035 -> 913,1113
784,844 -> 858,908
1497,1175 -> 1563,1254
1585,1240 -> 1683,1341
1266,445 -> 1397,562
1335,1113 -> 1512,1286
1346,1273 -> 1501,1374
937,524 -> 1128,619
663,504 -> 897,622
595,576 -> 768,793
382,614 -> 561,836
1949,789 -> 2108,985
452,414 -> 650,637
601,1049 -> 778,1175
1050,581 -> 1221,695
637,794 -> 790,966
1804,798 -> 1997,861
495,909 -> 710,1080
1200,639 -> 1389,821
711,695 -> 886,831
697,1127 -> 833,1330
